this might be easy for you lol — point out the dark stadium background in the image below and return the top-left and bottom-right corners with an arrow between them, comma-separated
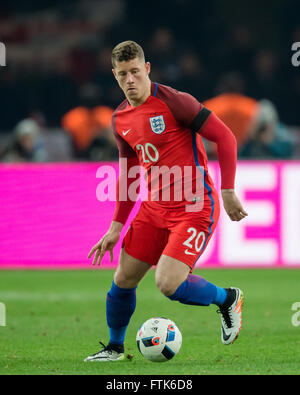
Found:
0,0 -> 300,162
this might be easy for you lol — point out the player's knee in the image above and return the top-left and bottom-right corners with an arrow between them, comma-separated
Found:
155,275 -> 177,297
114,270 -> 138,289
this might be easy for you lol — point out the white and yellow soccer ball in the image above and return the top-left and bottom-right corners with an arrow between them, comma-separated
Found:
136,317 -> 182,362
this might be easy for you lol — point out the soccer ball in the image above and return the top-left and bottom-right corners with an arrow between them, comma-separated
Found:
136,317 -> 182,362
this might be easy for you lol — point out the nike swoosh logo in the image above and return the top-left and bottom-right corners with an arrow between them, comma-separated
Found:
222,327 -> 231,342
122,129 -> 131,136
184,249 -> 196,256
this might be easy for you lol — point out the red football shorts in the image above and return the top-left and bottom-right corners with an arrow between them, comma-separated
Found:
122,193 -> 220,271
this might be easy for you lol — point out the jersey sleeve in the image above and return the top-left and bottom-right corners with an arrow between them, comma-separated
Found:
112,111 -> 137,159
196,112 -> 237,190
111,109 -> 140,225
112,156 -> 140,225
156,84 -> 204,128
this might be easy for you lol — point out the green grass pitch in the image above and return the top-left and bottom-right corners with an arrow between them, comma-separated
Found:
0,268 -> 299,375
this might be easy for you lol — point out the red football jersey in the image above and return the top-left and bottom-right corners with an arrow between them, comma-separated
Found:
112,81 -> 236,211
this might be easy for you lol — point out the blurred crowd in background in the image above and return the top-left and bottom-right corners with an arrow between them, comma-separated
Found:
0,0 -> 300,163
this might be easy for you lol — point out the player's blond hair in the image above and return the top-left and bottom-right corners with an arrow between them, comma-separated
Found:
111,41 -> 145,68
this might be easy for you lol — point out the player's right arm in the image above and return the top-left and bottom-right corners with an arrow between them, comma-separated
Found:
88,115 -> 140,266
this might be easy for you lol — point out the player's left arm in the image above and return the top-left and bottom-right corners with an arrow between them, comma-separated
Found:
157,86 -> 247,221
194,108 -> 248,221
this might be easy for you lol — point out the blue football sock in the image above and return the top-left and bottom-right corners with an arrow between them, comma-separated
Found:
214,285 -> 228,306
106,281 -> 137,345
168,274 -> 227,307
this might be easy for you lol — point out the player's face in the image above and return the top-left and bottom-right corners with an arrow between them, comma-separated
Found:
112,58 -> 151,106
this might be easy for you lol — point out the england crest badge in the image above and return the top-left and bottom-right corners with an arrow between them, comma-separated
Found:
149,115 -> 165,134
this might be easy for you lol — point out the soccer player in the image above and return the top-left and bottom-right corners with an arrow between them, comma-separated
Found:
84,41 -> 248,362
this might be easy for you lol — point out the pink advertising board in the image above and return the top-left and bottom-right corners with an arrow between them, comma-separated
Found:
0,161 -> 300,269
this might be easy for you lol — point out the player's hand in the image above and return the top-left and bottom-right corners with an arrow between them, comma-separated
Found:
221,189 -> 248,222
88,222 -> 123,266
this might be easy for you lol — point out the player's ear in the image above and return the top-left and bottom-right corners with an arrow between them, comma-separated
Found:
112,68 -> 117,80
145,62 -> 151,76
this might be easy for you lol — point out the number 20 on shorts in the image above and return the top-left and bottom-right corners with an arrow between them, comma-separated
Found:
183,227 -> 205,255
